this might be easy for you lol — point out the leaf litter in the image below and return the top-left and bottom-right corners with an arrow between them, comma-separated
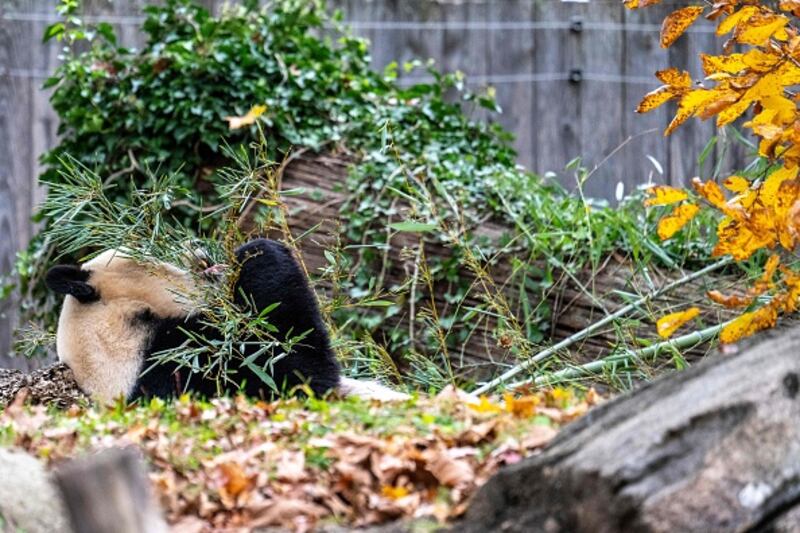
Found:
0,385 -> 602,531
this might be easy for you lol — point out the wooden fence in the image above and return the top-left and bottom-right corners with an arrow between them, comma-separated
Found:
0,0 -> 749,367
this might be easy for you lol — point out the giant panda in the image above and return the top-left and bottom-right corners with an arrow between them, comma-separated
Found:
45,238 -> 344,403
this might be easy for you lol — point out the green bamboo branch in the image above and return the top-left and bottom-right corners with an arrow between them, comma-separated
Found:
471,256 -> 733,396
507,319 -> 734,390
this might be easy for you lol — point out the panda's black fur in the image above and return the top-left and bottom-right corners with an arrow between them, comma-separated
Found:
47,238 -> 341,401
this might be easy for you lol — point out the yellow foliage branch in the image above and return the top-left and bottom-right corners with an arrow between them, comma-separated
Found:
631,0 -> 800,343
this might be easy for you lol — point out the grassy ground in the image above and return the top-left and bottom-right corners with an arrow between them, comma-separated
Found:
0,387 -> 600,531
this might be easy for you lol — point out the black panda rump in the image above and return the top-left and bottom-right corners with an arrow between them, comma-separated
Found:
230,239 -> 341,397
134,239 -> 340,401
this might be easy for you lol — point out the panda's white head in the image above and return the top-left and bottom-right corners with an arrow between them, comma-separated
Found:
46,250 -> 200,402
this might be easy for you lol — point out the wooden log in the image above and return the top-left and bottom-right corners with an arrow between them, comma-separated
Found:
277,151 -> 737,379
54,447 -> 167,533
458,327 -> 800,532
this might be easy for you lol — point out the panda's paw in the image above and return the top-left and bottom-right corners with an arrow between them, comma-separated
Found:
337,377 -> 412,402
180,240 -> 213,271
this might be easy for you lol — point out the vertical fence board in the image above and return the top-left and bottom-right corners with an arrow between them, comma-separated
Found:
488,0 -> 535,171
0,1 -> 36,369
621,6 -> 671,192
579,3 -> 627,202
533,1 -> 581,189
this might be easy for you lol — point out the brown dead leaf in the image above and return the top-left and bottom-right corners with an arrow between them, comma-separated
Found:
520,425 -> 558,450
276,450 -> 306,482
169,516 -> 206,533
423,449 -> 475,487
457,420 -> 497,446
249,499 -> 328,530
218,462 -> 250,502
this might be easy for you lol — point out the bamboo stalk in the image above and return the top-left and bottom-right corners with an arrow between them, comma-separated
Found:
508,320 -> 734,390
471,257 -> 733,395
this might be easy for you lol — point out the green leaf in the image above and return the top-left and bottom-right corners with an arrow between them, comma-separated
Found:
43,22 -> 65,43
389,221 -> 437,233
95,22 -> 117,46
360,300 -> 395,307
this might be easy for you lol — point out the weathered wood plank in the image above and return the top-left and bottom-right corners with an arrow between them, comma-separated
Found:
621,5 -> 671,192
579,3 -> 626,202
533,1 -> 581,191
488,0 -> 535,171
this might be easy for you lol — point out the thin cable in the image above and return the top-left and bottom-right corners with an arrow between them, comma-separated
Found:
0,12 -> 719,34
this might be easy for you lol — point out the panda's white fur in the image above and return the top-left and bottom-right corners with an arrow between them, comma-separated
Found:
52,247 -> 410,403
55,249 -> 200,402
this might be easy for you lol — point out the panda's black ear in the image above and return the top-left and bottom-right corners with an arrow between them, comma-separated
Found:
45,265 -> 98,303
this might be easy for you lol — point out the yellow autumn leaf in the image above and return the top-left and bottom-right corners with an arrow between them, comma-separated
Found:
657,202 -> 700,240
716,6 -> 760,35
712,217 -> 775,260
503,393 -> 538,418
741,48 -> 782,72
719,303 -> 779,343
624,0 -> 664,9
691,178 -> 728,210
718,67 -> 795,126
781,265 -> 800,313
762,254 -> 781,283
666,89 -> 722,135
545,387 -> 575,408
661,6 -> 705,48
637,87 -> 677,114
656,307 -> 700,338
761,165 -> 799,208
700,53 -> 747,76
468,395 -> 503,414
655,67 -> 692,88
780,0 -> 800,13
644,185 -> 689,206
381,485 -> 410,500
734,13 -> 789,45
225,104 -> 267,130
722,175 -> 750,193
707,290 -> 756,309
775,181 -> 800,249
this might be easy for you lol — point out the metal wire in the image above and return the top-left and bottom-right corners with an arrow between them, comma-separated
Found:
2,67 -> 663,86
0,12 -> 718,34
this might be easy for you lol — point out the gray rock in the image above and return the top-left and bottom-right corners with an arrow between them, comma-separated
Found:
0,447 -> 69,533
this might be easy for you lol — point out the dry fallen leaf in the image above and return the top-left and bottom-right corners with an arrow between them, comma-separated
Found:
276,450 -> 306,482
424,449 -> 475,488
249,499 -> 327,530
520,425 -> 558,450
218,462 -> 250,502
